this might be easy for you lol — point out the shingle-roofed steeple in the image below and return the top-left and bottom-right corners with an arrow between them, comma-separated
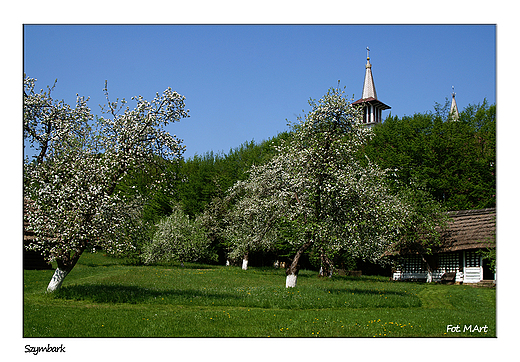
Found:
352,48 -> 390,128
450,86 -> 459,121
362,47 -> 377,99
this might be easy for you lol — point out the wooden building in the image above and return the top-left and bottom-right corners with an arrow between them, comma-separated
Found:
391,208 -> 496,284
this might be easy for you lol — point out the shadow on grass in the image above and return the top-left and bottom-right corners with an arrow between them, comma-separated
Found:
52,283 -> 422,309
54,284 -> 240,304
80,260 -> 219,269
81,262 -> 120,268
326,287 -> 409,297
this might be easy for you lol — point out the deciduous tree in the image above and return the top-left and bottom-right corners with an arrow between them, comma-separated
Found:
23,75 -> 189,292
225,87 -> 437,288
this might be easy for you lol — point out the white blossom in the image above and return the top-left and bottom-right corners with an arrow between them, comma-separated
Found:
24,75 -> 189,291
224,86 -> 414,286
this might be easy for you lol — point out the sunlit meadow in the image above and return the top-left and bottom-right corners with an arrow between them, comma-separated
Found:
24,252 -> 495,337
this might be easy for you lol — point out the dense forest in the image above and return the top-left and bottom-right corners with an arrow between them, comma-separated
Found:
364,100 -> 495,211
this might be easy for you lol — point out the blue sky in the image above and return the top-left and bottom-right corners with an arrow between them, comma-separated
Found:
24,24 -> 495,159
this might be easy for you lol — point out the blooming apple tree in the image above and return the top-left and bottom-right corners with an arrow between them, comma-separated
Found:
225,86 -> 424,288
23,75 -> 189,292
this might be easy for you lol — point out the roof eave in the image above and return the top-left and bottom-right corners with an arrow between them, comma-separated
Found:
352,98 -> 391,110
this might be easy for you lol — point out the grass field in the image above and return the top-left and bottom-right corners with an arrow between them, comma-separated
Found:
23,252 -> 496,337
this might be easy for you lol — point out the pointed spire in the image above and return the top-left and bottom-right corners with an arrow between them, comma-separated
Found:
450,86 -> 459,120
362,47 -> 377,99
352,48 -> 390,128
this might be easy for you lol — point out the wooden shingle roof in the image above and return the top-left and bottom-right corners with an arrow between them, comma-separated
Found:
385,208 -> 496,257
438,208 -> 496,252
352,97 -> 391,110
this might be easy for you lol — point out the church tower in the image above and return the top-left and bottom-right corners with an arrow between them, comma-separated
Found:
352,48 -> 390,127
449,86 -> 459,121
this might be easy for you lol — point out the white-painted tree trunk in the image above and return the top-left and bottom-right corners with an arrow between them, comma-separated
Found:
47,268 -> 69,292
226,259 -> 230,266
242,258 -> 248,270
286,273 -> 297,288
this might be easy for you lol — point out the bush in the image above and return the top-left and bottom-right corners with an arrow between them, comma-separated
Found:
142,204 -> 217,265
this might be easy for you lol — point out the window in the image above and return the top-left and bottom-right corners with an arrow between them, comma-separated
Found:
401,255 -> 426,273
438,252 -> 460,272
465,251 -> 480,267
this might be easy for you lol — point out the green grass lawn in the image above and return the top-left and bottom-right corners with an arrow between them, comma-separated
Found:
24,252 -> 496,337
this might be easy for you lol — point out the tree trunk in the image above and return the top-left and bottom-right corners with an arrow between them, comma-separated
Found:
421,254 -> 434,283
286,273 -> 298,288
242,252 -> 249,270
46,267 -> 69,292
285,238 -> 313,288
46,245 -> 86,292
319,248 -> 334,277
